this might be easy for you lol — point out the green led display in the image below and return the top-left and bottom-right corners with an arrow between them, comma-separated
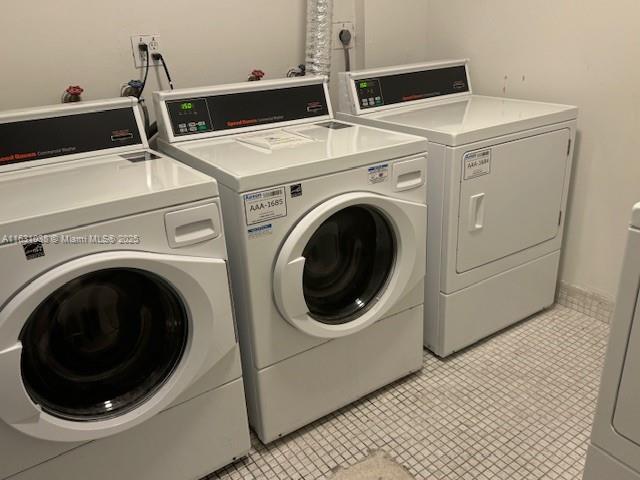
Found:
180,102 -> 193,110
359,82 -> 368,88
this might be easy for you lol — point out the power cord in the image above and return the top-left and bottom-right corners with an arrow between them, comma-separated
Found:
339,29 -> 352,71
144,52 -> 174,141
132,47 -> 173,139
152,53 -> 175,90
139,98 -> 151,136
137,43 -> 150,99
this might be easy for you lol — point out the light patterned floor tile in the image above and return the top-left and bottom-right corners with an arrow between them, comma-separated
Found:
207,305 -> 609,480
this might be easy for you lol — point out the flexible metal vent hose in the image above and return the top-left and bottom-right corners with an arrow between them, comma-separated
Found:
305,0 -> 334,77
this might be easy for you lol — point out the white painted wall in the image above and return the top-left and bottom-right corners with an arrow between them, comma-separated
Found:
0,1 -> 428,112
362,0 -> 429,68
327,0 -> 429,99
0,1 -> 307,112
426,0 -> 640,299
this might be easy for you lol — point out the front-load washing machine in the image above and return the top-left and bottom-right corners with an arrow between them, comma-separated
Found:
583,203 -> 640,480
154,77 -> 428,443
337,59 -> 578,357
0,98 -> 250,479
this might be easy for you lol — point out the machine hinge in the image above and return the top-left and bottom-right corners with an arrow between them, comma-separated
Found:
567,139 -> 572,156
558,210 -> 563,226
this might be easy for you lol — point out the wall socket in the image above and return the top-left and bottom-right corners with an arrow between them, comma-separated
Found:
332,22 -> 354,50
131,34 -> 162,68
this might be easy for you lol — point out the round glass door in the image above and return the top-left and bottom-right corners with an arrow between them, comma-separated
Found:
302,205 -> 395,324
19,268 -> 188,422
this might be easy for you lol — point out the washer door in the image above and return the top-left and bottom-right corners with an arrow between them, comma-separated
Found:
273,192 -> 426,338
0,251 -> 235,442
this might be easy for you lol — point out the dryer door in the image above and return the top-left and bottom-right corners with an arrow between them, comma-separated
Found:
0,251 -> 235,442
273,192 -> 426,338
456,128 -> 570,273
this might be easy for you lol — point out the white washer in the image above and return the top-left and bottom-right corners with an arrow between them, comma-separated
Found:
583,203 -> 640,480
155,77 -> 428,443
0,99 -> 250,480
337,59 -> 578,357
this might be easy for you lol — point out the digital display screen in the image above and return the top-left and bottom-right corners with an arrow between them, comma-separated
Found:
165,83 -> 330,137
355,65 -> 470,110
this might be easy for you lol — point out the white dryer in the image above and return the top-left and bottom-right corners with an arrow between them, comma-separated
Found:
154,77 -> 428,443
583,203 -> 640,480
0,99 -> 250,479
337,59 -> 578,357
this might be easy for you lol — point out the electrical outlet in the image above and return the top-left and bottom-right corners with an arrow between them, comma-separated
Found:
130,34 -> 162,68
332,22 -> 354,50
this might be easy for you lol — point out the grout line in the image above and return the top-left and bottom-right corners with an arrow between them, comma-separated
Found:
556,281 -> 615,324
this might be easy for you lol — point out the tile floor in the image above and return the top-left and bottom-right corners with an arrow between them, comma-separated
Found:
557,282 -> 615,324
208,305 -> 610,480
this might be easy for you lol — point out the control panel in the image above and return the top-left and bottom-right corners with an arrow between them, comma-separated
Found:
356,79 -> 384,109
165,83 -> 330,137
0,108 -> 143,167
165,98 -> 213,135
354,64 -> 469,110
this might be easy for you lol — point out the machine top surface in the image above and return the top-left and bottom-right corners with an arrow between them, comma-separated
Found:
155,77 -> 427,191
341,60 -> 577,146
167,120 -> 426,190
365,94 -> 577,145
0,99 -> 216,240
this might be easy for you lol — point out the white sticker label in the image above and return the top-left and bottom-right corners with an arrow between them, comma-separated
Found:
463,149 -> 491,180
239,130 -> 313,150
244,187 -> 287,225
247,223 -> 273,239
368,164 -> 389,184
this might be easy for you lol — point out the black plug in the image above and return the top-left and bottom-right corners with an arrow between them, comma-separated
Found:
136,43 -> 150,99
138,42 -> 149,62
152,52 -> 175,90
339,29 -> 352,47
339,29 -> 352,71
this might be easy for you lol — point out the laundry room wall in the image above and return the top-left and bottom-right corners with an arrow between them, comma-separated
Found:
327,0 -> 429,99
361,0 -> 429,68
0,1 -> 308,111
0,0 -> 428,115
425,0 -> 640,302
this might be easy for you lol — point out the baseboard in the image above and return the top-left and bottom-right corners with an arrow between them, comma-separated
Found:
556,281 -> 615,323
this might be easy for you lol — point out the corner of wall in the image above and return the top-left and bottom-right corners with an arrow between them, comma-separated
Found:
556,281 -> 615,324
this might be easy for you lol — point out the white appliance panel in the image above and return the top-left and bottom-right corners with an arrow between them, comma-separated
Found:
613,276 -> 640,443
456,129 -> 569,273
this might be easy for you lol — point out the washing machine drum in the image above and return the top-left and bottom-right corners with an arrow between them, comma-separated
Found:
301,205 -> 394,324
20,268 -> 188,421
0,251 -> 236,442
274,192 -> 425,339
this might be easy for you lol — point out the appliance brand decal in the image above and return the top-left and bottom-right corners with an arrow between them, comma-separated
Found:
244,187 -> 287,225
463,149 -> 491,180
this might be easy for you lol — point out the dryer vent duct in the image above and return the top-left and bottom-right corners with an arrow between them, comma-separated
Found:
305,0 -> 334,77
